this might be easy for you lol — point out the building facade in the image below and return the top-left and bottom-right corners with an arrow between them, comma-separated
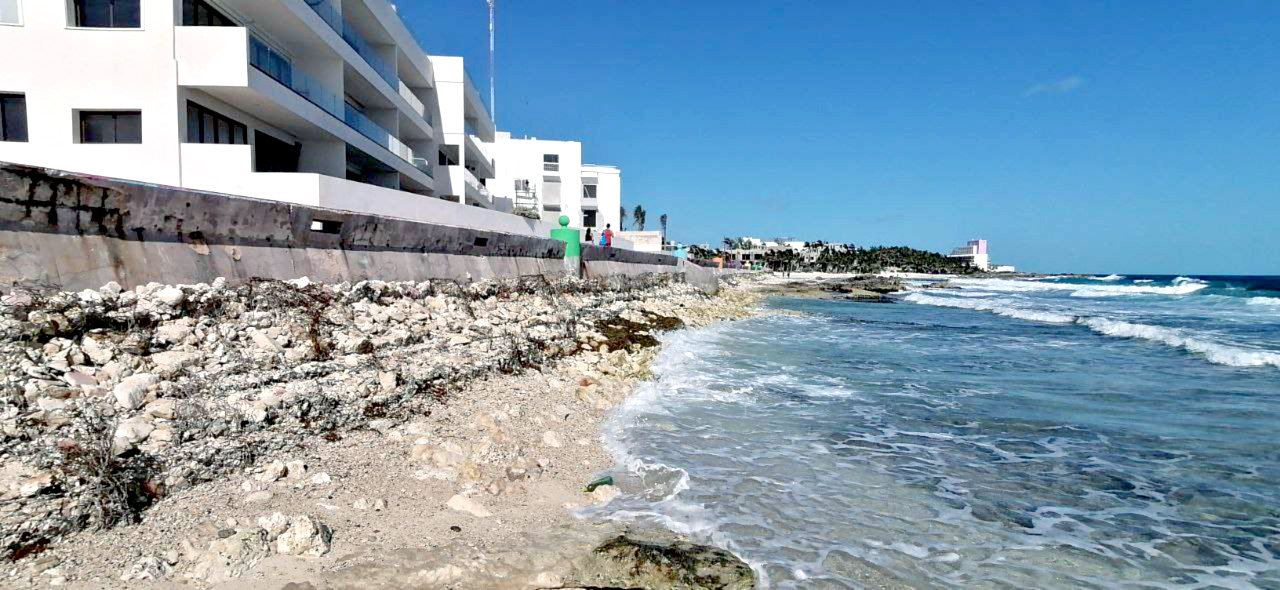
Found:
488,133 -> 621,234
0,0 -> 504,228
949,239 -> 991,271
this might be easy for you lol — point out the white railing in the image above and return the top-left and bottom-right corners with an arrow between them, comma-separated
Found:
398,80 -> 429,123
464,169 -> 493,204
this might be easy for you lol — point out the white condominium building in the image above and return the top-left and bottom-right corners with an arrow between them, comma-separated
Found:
488,132 -> 621,233
0,0 -> 501,225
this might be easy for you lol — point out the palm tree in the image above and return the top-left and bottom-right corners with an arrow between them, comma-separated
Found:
659,214 -> 669,242
633,205 -> 646,231
619,207 -> 627,231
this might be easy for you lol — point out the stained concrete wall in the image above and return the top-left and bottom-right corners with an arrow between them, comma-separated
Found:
0,163 -> 696,291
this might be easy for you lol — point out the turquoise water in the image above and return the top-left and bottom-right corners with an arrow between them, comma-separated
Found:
593,276 -> 1280,589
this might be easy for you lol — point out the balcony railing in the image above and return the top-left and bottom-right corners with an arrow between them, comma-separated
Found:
412,158 -> 433,178
464,169 -> 492,202
250,36 -> 344,118
304,0 -> 398,88
464,69 -> 492,120
250,36 -> 427,177
543,163 -> 559,172
398,81 -> 430,124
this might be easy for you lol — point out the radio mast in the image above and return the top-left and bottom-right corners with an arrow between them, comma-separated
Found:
486,0 -> 495,126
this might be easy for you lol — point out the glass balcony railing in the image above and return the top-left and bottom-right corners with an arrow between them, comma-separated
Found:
250,35 -> 343,119
250,36 -> 427,177
412,158 -> 433,178
304,0 -> 398,88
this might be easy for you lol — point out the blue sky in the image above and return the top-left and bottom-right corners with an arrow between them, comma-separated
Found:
398,1 -> 1280,274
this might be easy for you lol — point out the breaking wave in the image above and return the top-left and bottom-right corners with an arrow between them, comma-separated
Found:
903,293 -> 1280,368
1096,274 -> 1125,281
1247,297 -> 1280,307
903,293 -> 1076,324
947,278 -> 1208,297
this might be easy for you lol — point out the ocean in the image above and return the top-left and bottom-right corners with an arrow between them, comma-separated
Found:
589,275 -> 1280,589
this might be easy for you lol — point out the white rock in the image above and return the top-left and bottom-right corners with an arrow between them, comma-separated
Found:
257,460 -> 288,482
120,556 -> 171,581
143,398 -> 177,420
284,460 -> 307,479
257,512 -> 290,541
309,472 -> 332,485
154,286 -> 185,307
446,494 -> 492,518
589,484 -> 621,505
80,336 -> 114,365
250,330 -> 281,353
114,417 -> 154,447
244,491 -> 273,504
113,374 -> 158,410
542,431 -> 563,448
274,515 -> 332,557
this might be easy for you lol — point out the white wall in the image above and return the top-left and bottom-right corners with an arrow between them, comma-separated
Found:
0,0 -> 183,186
583,164 -> 621,232
489,133 -> 592,230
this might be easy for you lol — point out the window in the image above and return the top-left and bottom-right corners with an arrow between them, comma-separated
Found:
0,0 -> 22,26
543,153 -> 559,172
186,101 -> 246,145
71,0 -> 140,28
79,111 -> 141,143
438,144 -> 459,166
182,0 -> 232,26
514,179 -> 529,191
0,94 -> 27,142
582,210 -> 597,227
582,183 -> 598,200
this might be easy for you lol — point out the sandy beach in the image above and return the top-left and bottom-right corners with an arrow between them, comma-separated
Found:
1,274 -> 761,589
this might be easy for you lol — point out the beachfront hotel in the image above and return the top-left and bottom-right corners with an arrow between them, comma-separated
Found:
0,0 -> 563,232
487,133 -> 623,234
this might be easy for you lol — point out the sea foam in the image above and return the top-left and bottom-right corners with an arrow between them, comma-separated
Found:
947,278 -> 1208,297
904,293 -> 1280,368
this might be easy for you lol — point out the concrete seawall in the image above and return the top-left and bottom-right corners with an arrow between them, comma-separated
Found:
0,163 -> 707,291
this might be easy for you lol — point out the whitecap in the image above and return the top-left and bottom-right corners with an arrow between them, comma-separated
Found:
1096,274 -> 1125,281
948,278 -> 1207,297
1246,297 -> 1280,307
1079,318 -> 1280,368
903,293 -> 1077,324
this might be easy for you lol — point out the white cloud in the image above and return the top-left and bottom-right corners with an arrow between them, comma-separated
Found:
1024,76 -> 1085,97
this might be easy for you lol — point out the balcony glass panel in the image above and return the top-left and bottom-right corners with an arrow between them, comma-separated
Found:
249,36 -> 343,118
304,0 -> 398,88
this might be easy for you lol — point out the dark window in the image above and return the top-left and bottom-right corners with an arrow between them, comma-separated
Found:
582,183 -> 598,199
73,0 -> 140,28
186,101 -> 246,145
0,94 -> 28,142
253,130 -> 299,173
182,0 -> 233,26
583,210 -> 597,227
79,111 -> 141,143
438,144 -> 459,166
543,154 -> 559,163
543,153 -> 559,171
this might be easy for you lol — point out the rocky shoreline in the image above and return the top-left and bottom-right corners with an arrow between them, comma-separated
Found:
1,273 -> 762,589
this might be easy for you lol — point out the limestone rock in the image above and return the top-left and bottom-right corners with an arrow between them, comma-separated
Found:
113,373 -> 158,410
446,494 -> 492,518
155,286 -> 186,307
275,515 -> 333,557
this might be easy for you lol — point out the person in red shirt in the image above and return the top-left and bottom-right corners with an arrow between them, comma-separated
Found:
602,224 -> 614,248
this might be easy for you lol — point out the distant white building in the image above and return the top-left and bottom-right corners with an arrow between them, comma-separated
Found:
949,239 -> 993,271
487,132 -> 621,233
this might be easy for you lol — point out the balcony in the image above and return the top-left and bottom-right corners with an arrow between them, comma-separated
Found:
304,0 -> 398,88
398,81 -> 430,124
463,168 -> 493,207
248,35 -> 422,171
